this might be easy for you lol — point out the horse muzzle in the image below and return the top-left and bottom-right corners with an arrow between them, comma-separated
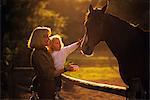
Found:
81,34 -> 94,55
81,44 -> 93,56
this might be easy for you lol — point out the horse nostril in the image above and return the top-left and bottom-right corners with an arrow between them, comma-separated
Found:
85,45 -> 91,54
85,45 -> 89,52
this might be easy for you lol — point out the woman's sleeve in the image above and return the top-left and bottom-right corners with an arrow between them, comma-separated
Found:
33,50 -> 56,80
63,42 -> 79,56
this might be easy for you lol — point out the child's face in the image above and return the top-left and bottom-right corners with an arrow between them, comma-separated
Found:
52,38 -> 61,51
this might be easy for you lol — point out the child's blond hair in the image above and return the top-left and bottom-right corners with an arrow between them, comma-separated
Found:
49,34 -> 64,49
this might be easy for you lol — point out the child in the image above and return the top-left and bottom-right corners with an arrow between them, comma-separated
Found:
48,35 -> 81,99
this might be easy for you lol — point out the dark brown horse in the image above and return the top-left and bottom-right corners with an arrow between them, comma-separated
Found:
81,4 -> 149,99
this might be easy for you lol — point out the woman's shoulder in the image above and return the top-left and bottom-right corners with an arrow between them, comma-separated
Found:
33,48 -> 54,61
33,48 -> 48,55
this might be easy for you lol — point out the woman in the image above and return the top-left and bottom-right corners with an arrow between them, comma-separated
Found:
28,26 -> 73,99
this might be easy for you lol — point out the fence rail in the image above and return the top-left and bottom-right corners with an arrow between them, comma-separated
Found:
61,74 -> 127,97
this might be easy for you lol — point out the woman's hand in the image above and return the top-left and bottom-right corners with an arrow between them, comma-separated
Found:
70,64 -> 79,71
65,64 -> 79,72
65,64 -> 74,72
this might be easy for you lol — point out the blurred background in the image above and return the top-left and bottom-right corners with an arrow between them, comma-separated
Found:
1,0 -> 149,99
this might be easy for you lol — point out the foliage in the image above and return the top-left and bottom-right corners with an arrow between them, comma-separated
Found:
2,0 -> 67,66
3,0 -> 67,40
27,1 -> 67,34
1,1 -> 67,97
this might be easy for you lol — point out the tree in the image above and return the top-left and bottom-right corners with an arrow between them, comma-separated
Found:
27,1 -> 67,34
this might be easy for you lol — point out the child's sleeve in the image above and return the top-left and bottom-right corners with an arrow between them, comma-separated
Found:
63,42 -> 79,56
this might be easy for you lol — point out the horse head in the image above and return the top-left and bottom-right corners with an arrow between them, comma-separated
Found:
81,4 -> 107,55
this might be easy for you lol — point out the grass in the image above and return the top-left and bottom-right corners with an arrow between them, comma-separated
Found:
63,48 -> 126,86
64,66 -> 120,81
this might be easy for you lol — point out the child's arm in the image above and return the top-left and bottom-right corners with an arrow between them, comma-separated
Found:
63,40 -> 82,56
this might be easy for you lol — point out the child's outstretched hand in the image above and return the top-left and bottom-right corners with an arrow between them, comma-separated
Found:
77,37 -> 83,45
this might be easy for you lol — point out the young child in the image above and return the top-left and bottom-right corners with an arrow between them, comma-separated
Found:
48,35 -> 81,99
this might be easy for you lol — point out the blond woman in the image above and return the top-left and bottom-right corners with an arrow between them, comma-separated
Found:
28,27 -> 73,99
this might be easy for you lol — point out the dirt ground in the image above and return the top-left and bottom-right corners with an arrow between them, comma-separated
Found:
59,78 -> 126,100
60,87 -> 125,100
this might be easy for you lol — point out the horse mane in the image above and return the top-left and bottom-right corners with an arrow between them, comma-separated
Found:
105,13 -> 144,33
85,6 -> 148,33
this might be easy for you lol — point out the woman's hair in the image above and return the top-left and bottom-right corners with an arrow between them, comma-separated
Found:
49,34 -> 64,49
28,26 -> 51,48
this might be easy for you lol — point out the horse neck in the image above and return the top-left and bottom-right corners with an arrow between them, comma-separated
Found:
102,14 -> 134,59
103,14 -> 132,38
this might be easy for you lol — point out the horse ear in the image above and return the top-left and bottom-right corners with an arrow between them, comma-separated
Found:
102,4 -> 107,13
89,4 -> 93,12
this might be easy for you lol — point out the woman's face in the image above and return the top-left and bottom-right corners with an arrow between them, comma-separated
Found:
52,38 -> 61,51
42,33 -> 49,46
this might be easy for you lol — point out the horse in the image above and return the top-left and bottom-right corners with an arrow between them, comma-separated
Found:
81,4 -> 149,99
